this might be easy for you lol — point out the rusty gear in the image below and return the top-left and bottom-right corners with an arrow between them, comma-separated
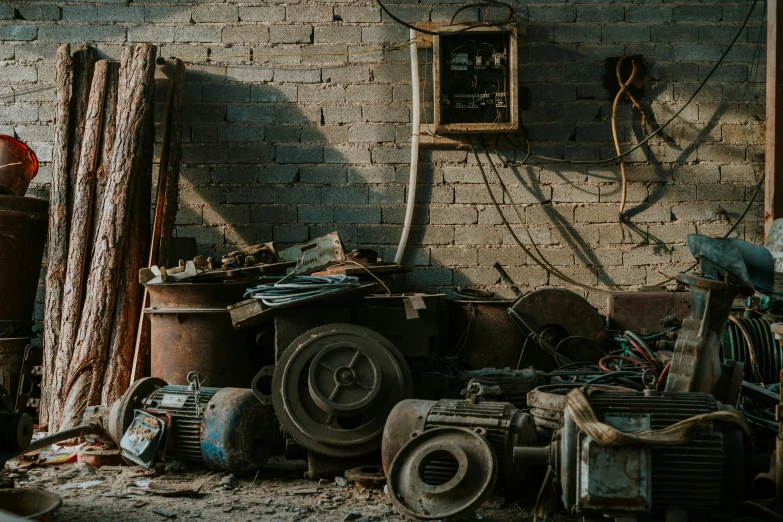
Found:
272,323 -> 413,458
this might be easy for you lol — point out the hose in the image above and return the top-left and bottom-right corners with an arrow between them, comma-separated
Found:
395,27 -> 420,265
244,275 -> 362,307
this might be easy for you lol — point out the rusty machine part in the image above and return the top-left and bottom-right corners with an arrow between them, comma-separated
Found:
0,135 -> 38,196
14,344 -> 42,421
722,316 -> 781,385
381,394 -> 537,488
0,337 -> 31,409
527,384 -> 633,435
101,376 -> 275,474
447,299 -> 550,370
509,288 -> 606,367
344,465 -> 387,489
387,426 -> 498,521
145,282 -> 257,388
461,368 -> 547,409
269,323 -> 413,458
555,390 -> 747,519
0,384 -> 32,468
665,272 -> 749,403
0,196 -> 47,338
607,291 -> 691,334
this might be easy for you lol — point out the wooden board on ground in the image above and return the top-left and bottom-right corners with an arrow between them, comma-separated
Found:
229,283 -> 379,330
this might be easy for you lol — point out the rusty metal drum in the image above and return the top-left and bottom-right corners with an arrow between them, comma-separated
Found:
145,283 -> 255,388
0,196 -> 47,337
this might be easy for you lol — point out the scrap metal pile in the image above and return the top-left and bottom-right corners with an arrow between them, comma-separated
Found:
2,228 -> 779,522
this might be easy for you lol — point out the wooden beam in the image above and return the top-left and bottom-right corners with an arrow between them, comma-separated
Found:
766,0 -> 783,238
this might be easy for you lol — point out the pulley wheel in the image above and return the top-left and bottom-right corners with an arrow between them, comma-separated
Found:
510,288 -> 605,363
107,377 -> 167,444
272,323 -> 413,457
309,343 -> 382,415
387,427 -> 498,521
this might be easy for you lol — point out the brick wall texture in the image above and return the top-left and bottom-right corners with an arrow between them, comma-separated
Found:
2,0 -> 766,313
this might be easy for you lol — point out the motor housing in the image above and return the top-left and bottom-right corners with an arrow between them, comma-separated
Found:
110,377 -> 275,475
382,397 -> 537,487
557,391 -> 746,519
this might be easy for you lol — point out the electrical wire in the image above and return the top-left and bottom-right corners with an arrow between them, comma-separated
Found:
377,0 -> 519,36
469,134 -> 614,294
526,0 -> 760,165
244,274 -> 362,307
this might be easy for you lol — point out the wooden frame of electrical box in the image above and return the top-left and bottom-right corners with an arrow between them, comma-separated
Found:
432,25 -> 519,135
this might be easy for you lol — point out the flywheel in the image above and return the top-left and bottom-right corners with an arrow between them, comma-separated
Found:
509,288 -> 605,364
272,323 -> 413,457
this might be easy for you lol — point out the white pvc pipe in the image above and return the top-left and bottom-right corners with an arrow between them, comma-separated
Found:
394,28 -> 421,265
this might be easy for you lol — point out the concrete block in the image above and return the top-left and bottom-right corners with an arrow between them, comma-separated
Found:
299,84 -> 345,102
430,207 -> 477,225
217,124 -> 264,143
240,6 -> 285,22
274,67 -> 321,83
323,105 -> 361,124
277,145 -> 323,164
192,5 -> 237,23
223,25 -> 269,44
175,26 -> 221,43
362,105 -> 409,123
429,247 -> 478,267
298,205 -> 334,223
96,5 -> 144,22
529,6 -> 576,23
3,26 -> 39,41
270,25 -> 312,44
554,25 -> 601,43
369,186 -> 404,204
603,25 -> 650,43
18,5 -> 61,21
324,146 -> 372,164
623,245 -> 671,266
300,166 -> 347,184
250,84 -> 296,101
315,26 -> 362,44
348,166 -> 395,183
334,206 -> 382,224
335,6 -> 380,23
322,186 -> 368,204
250,205 -> 298,224
287,6 -> 333,23
348,124 -> 395,143
323,65 -> 370,84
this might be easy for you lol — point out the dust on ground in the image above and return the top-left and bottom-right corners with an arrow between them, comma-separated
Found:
3,457 -> 526,521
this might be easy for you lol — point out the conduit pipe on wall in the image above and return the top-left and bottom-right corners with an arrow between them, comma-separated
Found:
394,29 -> 420,265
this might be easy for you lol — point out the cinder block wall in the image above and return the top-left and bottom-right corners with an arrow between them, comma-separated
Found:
1,0 -> 765,312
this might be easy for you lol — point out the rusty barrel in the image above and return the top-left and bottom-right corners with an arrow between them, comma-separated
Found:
0,337 -> 32,401
145,283 -> 254,388
0,195 -> 47,337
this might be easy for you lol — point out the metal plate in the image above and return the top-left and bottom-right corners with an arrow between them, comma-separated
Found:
509,288 -> 605,364
272,323 -> 413,458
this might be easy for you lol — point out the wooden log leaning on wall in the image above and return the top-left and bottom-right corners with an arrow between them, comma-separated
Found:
41,44 -> 73,429
130,58 -> 186,385
47,61 -> 109,432
58,44 -> 157,431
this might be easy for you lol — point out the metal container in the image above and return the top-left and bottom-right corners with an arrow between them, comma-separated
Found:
0,337 -> 32,402
0,135 -> 39,196
0,489 -> 61,522
145,283 -> 254,388
0,196 -> 47,337
607,291 -> 691,334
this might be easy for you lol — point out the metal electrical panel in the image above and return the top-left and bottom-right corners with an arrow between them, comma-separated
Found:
432,26 -> 518,134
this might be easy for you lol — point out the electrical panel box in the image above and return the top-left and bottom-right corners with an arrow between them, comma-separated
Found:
432,26 -> 518,134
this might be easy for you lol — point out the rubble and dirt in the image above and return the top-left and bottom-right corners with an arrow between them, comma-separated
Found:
2,457 -> 524,521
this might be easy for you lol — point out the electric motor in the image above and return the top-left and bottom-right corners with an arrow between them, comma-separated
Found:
110,377 -> 275,475
557,391 -> 746,518
382,397 -> 538,487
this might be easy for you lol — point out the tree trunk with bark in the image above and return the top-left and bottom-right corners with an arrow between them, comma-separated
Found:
58,44 -> 156,430
41,44 -> 72,429
48,61 -> 108,431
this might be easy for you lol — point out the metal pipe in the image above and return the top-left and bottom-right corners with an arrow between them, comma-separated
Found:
394,28 -> 420,265
513,446 -> 550,467
21,424 -> 98,455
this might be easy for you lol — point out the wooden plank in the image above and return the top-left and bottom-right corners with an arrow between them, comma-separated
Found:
767,0 -> 783,239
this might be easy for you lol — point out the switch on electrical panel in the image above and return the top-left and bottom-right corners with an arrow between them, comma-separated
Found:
432,26 -> 519,134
